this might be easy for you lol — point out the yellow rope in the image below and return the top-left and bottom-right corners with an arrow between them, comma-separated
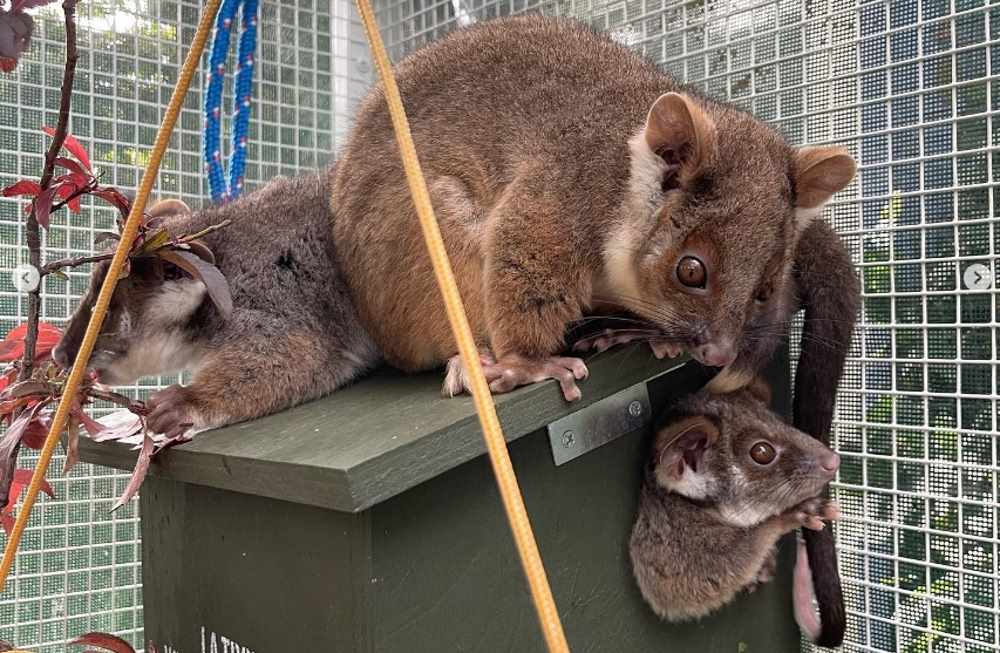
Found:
352,3 -> 570,652
0,0 -> 223,591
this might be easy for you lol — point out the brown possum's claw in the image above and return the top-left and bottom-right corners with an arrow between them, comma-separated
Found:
442,351 -> 588,401
486,354 -> 588,401
785,497 -> 840,531
145,384 -> 199,439
572,329 -> 682,360
649,340 -> 682,359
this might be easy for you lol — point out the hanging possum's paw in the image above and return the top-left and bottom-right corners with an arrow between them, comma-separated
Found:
778,497 -> 841,532
572,329 -> 683,360
145,384 -> 203,439
442,350 -> 589,401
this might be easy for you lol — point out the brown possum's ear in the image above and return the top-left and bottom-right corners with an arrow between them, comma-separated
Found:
654,415 -> 720,482
792,146 -> 856,210
146,198 -> 193,219
643,92 -> 715,178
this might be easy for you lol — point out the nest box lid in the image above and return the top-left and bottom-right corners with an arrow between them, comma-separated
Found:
80,346 -> 686,512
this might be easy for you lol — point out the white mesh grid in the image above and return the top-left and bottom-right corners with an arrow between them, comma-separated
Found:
371,1 -> 997,651
0,0 -> 363,650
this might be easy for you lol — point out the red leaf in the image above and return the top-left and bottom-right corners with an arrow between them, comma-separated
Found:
0,58 -> 16,74
156,249 -> 233,318
2,179 -> 41,197
41,127 -> 92,172
56,181 -> 83,213
94,187 -> 132,216
0,369 -> 17,394
0,322 -> 62,363
111,432 -> 153,512
71,404 -> 106,437
69,633 -> 137,653
54,156 -> 89,178
33,185 -> 58,229
3,466 -> 56,534
63,418 -> 80,474
20,413 -> 48,449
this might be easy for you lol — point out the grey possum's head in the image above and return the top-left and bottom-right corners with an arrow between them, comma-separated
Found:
52,200 -> 208,385
603,92 -> 856,369
650,382 -> 840,527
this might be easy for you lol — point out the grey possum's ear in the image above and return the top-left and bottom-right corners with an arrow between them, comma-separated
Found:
146,198 -> 193,219
654,415 -> 720,483
643,92 -> 716,175
792,146 -> 856,210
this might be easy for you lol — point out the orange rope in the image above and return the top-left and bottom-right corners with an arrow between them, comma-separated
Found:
352,2 -> 570,651
0,0 -> 223,591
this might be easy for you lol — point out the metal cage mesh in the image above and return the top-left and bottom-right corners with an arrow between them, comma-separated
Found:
0,0 -> 359,649
370,1 -> 994,652
0,0 -> 995,651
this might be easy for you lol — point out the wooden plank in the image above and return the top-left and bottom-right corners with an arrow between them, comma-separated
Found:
80,345 -> 688,512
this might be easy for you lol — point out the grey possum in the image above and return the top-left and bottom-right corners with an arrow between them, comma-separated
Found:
629,383 -> 841,625
53,170 -> 379,437
332,15 -> 855,401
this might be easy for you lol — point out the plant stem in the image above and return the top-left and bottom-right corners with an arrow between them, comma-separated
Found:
17,0 -> 79,383
177,219 -> 232,243
41,251 -> 115,276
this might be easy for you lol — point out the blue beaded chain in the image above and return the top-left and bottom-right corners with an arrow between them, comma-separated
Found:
203,0 -> 260,203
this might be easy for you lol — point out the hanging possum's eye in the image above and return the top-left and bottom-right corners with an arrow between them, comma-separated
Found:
676,256 -> 707,289
749,441 -> 776,465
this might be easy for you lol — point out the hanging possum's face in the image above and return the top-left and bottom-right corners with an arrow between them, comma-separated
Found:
52,201 -> 209,385
604,92 -> 855,370
650,383 -> 840,528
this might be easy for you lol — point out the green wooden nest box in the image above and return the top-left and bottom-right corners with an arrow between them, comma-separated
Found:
81,346 -> 800,652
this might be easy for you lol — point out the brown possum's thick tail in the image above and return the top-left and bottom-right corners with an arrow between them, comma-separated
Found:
791,220 -> 861,648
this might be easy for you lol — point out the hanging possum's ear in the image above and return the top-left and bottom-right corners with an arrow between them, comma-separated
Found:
643,92 -> 716,185
653,415 -> 719,492
146,198 -> 193,220
792,146 -> 856,216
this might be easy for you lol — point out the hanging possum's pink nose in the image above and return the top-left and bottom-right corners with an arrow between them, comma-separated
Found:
697,342 -> 737,368
821,452 -> 841,472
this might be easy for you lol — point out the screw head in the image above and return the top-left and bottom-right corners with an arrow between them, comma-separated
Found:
628,400 -> 643,418
561,430 -> 575,447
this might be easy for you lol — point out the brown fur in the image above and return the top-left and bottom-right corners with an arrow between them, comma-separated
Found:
54,170 -> 380,436
629,388 -> 840,622
332,16 -> 854,392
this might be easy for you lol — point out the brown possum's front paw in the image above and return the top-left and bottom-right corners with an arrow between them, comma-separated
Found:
441,348 -> 497,397
487,354 -> 588,401
145,385 -> 200,439
572,329 -> 683,360
783,498 -> 840,531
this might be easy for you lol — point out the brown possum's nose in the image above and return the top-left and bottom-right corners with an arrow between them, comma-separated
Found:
696,342 -> 737,368
821,452 -> 841,473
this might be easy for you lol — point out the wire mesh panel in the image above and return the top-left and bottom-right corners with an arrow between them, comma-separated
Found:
371,1 -> 997,651
0,0 -> 356,650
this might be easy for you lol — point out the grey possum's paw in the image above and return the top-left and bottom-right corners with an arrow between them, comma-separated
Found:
442,350 -> 588,401
145,384 -> 200,439
782,497 -> 841,531
441,348 -> 497,397
571,329 -> 682,360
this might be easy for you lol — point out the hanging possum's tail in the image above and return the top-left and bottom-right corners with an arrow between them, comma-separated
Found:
789,219 -> 860,647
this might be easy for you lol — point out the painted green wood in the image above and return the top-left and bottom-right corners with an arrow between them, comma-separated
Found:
137,363 -> 800,653
80,346 -> 685,512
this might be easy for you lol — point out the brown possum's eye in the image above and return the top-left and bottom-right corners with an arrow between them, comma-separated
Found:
750,441 -> 776,465
676,256 -> 707,288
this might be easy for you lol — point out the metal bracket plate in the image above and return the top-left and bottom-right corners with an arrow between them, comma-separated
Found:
546,382 -> 651,466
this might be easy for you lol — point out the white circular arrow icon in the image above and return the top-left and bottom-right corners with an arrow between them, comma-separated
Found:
12,264 -> 40,293
963,263 -> 993,291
